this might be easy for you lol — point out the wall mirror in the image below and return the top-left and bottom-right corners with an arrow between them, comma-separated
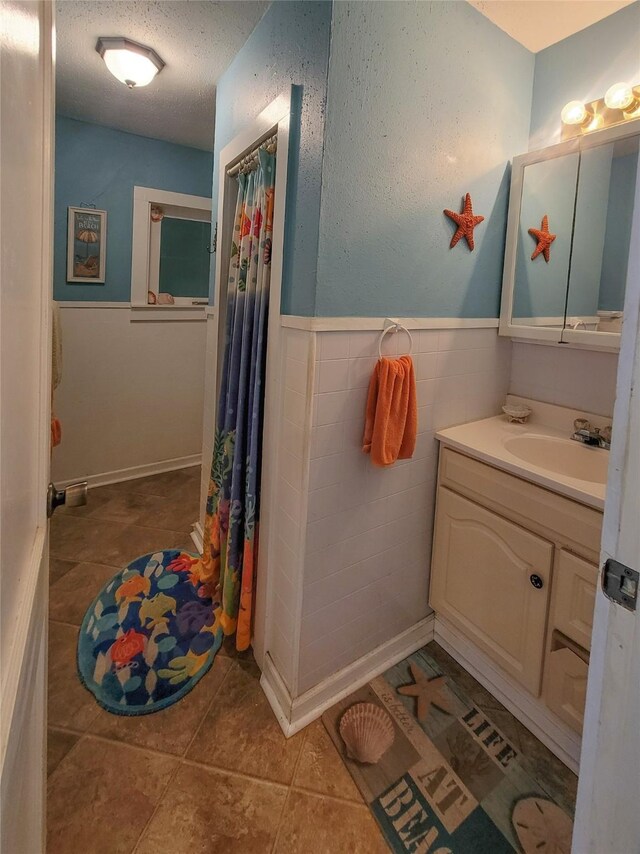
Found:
130,185 -> 212,315
500,120 -> 639,351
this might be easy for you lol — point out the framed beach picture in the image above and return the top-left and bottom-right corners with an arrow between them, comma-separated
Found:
67,207 -> 107,283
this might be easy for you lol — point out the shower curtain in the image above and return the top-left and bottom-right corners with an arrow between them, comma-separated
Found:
201,147 -> 275,652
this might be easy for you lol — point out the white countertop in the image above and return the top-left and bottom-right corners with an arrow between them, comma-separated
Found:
436,414 -> 607,510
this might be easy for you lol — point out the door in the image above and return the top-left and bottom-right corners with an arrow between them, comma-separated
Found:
0,2 -> 55,851
430,487 -> 553,694
572,168 -> 640,852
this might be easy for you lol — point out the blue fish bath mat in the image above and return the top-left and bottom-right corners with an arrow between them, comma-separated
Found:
78,550 -> 223,715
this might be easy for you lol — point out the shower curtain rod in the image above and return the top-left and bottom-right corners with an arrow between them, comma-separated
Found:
227,134 -> 277,177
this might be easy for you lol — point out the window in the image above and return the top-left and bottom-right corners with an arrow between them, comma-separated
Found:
131,186 -> 212,315
158,217 -> 210,298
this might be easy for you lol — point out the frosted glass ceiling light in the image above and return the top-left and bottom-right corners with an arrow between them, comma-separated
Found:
96,37 -> 164,89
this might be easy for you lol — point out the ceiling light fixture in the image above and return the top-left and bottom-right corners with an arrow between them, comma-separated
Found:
96,37 -> 165,89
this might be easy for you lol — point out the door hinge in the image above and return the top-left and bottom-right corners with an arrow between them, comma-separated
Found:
603,558 -> 638,612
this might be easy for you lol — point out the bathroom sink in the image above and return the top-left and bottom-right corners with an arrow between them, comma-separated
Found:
503,434 -> 609,484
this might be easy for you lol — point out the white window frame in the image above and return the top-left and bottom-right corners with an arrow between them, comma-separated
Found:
130,185 -> 212,320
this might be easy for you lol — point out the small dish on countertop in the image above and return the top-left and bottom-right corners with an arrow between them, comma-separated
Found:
502,402 -> 532,424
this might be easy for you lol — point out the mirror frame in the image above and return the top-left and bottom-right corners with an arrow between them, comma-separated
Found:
499,118 -> 640,353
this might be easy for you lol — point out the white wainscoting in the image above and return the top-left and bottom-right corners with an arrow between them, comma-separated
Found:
258,320 -> 512,729
266,327 -> 316,692
52,305 -> 206,486
296,326 -> 512,693
510,341 -> 619,417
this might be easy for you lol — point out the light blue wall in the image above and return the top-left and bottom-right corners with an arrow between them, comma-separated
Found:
530,1 -> 640,150
314,0 -> 534,317
211,1 -> 332,315
567,145 -> 613,317
599,148 -> 639,310
54,116 -> 213,301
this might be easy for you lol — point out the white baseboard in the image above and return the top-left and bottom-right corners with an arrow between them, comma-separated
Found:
261,614 -> 436,738
434,615 -> 581,772
190,521 -> 204,553
57,454 -> 202,490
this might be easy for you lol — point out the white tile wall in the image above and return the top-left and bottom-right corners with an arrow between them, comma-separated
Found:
509,342 -> 619,417
266,327 -> 314,691
296,326 -> 512,693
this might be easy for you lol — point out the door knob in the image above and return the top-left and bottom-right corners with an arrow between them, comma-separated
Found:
529,573 -> 544,589
47,481 -> 88,518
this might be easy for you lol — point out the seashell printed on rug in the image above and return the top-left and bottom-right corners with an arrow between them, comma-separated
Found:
339,702 -> 395,765
77,550 -> 223,715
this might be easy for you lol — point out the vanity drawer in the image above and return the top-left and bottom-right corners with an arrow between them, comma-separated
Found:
552,550 -> 598,652
544,637 -> 589,734
438,447 -> 602,559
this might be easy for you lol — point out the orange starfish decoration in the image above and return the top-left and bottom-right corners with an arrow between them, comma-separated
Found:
397,662 -> 454,721
444,193 -> 484,251
529,215 -> 556,262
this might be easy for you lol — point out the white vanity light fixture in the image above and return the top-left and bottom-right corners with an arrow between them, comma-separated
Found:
96,37 -> 165,89
561,82 -> 640,137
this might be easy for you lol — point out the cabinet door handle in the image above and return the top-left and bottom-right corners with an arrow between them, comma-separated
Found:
529,573 -> 544,589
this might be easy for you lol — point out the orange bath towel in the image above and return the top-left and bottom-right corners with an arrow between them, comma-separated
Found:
362,355 -> 417,466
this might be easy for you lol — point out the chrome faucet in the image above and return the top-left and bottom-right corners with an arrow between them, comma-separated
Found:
571,419 -> 612,450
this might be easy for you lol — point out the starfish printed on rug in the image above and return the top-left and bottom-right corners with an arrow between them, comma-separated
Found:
529,214 -> 557,262
396,662 -> 454,720
444,192 -> 485,251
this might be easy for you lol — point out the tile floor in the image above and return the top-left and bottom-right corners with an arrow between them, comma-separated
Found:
48,466 -> 576,853
47,467 -> 387,854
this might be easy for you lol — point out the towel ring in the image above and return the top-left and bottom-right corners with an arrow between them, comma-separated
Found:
378,322 -> 414,360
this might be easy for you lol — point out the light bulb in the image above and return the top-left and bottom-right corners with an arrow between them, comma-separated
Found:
561,100 -> 589,126
604,82 -> 636,111
96,38 -> 164,89
103,49 -> 158,88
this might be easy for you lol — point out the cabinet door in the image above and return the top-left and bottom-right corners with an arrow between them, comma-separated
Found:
552,550 -> 597,652
430,488 -> 553,694
544,644 -> 589,734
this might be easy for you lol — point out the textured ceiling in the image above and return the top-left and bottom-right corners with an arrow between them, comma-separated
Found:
56,1 -> 268,150
469,0 -> 635,52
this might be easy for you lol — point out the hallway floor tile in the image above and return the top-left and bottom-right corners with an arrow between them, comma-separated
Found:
47,467 -> 385,854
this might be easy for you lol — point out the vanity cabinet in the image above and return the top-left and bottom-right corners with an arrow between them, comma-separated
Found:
430,488 -> 552,695
430,447 -> 602,740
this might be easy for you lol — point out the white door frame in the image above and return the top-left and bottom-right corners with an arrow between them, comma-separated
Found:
0,1 -> 55,850
572,170 -> 640,851
204,91 -> 291,666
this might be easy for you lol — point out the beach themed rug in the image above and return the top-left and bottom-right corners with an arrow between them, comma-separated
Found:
322,648 -> 574,853
78,550 -> 223,715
